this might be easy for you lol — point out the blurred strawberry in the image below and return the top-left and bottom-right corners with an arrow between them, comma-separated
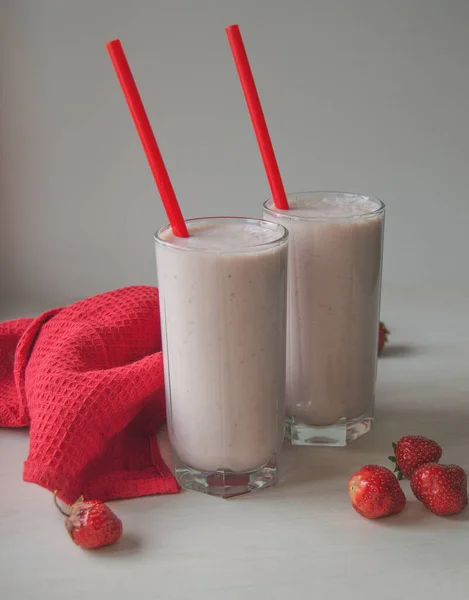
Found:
378,322 -> 389,354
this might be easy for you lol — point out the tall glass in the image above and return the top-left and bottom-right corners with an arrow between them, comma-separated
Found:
264,192 -> 385,446
155,217 -> 288,497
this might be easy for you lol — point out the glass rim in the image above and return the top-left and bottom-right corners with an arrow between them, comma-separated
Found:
263,191 -> 385,222
154,216 -> 289,254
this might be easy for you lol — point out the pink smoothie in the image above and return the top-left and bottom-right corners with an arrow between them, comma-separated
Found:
264,193 -> 384,434
155,218 -> 288,472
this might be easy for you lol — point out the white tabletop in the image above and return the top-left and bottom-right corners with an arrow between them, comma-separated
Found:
1,285 -> 469,600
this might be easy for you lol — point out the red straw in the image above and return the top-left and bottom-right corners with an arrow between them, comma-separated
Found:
106,39 -> 189,237
225,25 -> 289,210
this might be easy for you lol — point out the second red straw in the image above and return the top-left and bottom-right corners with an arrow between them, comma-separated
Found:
106,39 -> 189,237
225,25 -> 289,210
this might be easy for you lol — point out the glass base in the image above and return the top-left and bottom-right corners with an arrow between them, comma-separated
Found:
176,457 -> 277,499
286,415 -> 373,446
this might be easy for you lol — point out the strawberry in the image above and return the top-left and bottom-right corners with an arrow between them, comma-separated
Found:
378,322 -> 389,354
411,463 -> 468,516
389,435 -> 442,480
348,465 -> 406,519
54,492 -> 123,549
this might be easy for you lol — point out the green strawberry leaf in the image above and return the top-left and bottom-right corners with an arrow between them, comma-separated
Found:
388,456 -> 396,463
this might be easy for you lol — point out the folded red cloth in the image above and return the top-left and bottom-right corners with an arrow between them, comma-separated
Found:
0,286 -> 180,503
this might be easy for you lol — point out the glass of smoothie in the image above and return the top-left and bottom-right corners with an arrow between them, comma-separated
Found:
264,192 -> 385,446
155,217 -> 288,497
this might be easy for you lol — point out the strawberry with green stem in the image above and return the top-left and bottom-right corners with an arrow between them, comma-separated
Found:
389,435 -> 442,480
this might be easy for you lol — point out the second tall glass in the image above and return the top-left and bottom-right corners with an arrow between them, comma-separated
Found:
264,192 -> 385,446
155,217 -> 288,497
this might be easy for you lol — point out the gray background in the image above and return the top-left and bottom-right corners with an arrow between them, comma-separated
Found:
1,0 -> 468,309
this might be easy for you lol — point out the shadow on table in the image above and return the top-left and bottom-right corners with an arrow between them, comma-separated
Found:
95,533 -> 142,557
374,499 -> 435,528
376,497 -> 469,528
448,509 -> 469,522
372,401 -> 469,450
380,344 -> 419,358
277,396 -> 469,491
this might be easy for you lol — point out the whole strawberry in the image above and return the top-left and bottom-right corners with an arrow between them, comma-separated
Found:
54,492 -> 123,549
389,435 -> 442,479
411,463 -> 467,516
378,322 -> 389,354
348,465 -> 406,519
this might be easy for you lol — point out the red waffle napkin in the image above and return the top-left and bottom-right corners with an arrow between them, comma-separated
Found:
0,286 -> 180,503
